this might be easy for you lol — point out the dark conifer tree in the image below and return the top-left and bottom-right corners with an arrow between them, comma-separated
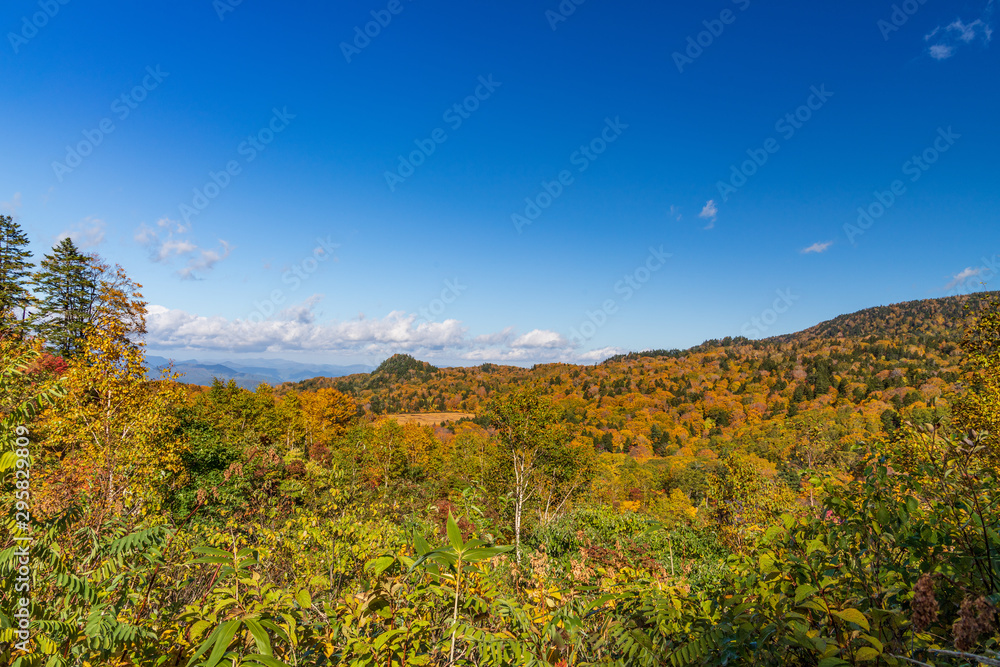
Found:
33,237 -> 98,356
0,214 -> 34,332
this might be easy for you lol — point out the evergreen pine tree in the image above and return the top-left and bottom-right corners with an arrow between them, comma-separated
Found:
33,237 -> 98,356
0,214 -> 34,330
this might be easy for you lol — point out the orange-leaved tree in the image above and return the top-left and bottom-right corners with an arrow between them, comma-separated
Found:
36,264 -> 186,525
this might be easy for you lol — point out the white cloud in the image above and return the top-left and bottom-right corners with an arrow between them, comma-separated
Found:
134,223 -> 157,245
668,205 -> 682,222
929,43 -> 955,60
949,18 -> 992,42
699,200 -> 718,230
278,294 -> 324,324
148,306 -> 461,355
472,327 -> 517,346
136,217 -> 230,279
57,216 -> 106,248
511,329 -> 567,349
177,240 -> 232,280
801,241 -> 833,254
945,266 -> 982,289
157,238 -> 199,261
156,215 -> 190,234
578,346 -> 625,362
146,299 -> 610,364
926,2 -> 994,59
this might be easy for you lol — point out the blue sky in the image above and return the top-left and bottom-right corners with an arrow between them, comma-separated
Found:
2,0 -> 998,366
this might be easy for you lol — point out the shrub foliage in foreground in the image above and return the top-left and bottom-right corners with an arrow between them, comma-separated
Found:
2,275 -> 999,665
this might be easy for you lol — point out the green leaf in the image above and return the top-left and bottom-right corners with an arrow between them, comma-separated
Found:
0,451 -> 17,472
243,618 -> 272,656
799,599 -> 829,613
876,506 -> 891,524
447,512 -> 463,551
464,546 -> 513,562
373,628 -> 404,650
832,608 -> 870,631
205,620 -> 241,667
370,556 -> 395,576
806,538 -> 827,555
817,659 -> 848,667
414,534 -> 432,555
763,525 -> 784,542
191,556 -> 231,565
242,656 -> 291,667
759,553 -> 776,573
295,589 -> 311,609
860,635 -> 883,653
585,593 -> 619,611
794,584 -> 818,604
186,622 -> 226,667
188,620 -> 212,642
854,647 -> 880,661
191,546 -> 231,558
408,546 -> 454,573
236,557 -> 257,571
258,620 -> 288,643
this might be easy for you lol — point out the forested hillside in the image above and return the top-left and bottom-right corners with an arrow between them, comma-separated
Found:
280,293 -> 997,505
2,221 -> 999,666
775,293 -> 991,342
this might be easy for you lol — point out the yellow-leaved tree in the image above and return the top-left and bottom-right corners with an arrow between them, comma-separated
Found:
36,264 -> 186,525
400,421 -> 449,482
709,451 -> 795,553
954,296 -> 1000,467
298,387 -> 357,460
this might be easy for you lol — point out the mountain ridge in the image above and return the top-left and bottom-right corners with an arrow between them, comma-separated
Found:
146,356 -> 373,389
159,291 -> 997,392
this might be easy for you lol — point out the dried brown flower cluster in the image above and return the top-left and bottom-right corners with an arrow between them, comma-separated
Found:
569,548 -> 595,584
529,543 -> 552,583
911,573 -> 939,632
952,595 -> 996,651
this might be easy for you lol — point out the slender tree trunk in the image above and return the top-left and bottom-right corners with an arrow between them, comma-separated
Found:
514,490 -> 523,564
513,453 -> 524,564
450,562 -> 461,663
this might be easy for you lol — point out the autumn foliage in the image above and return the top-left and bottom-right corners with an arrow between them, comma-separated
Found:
3,264 -> 999,665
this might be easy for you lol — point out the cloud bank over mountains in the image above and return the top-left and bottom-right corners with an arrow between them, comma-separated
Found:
146,296 -> 623,365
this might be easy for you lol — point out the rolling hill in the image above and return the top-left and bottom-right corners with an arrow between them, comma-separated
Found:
276,291 -> 998,459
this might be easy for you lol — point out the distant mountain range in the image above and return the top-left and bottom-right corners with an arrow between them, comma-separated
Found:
149,291 -> 999,391
146,356 -> 373,389
271,292 -> 999,434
